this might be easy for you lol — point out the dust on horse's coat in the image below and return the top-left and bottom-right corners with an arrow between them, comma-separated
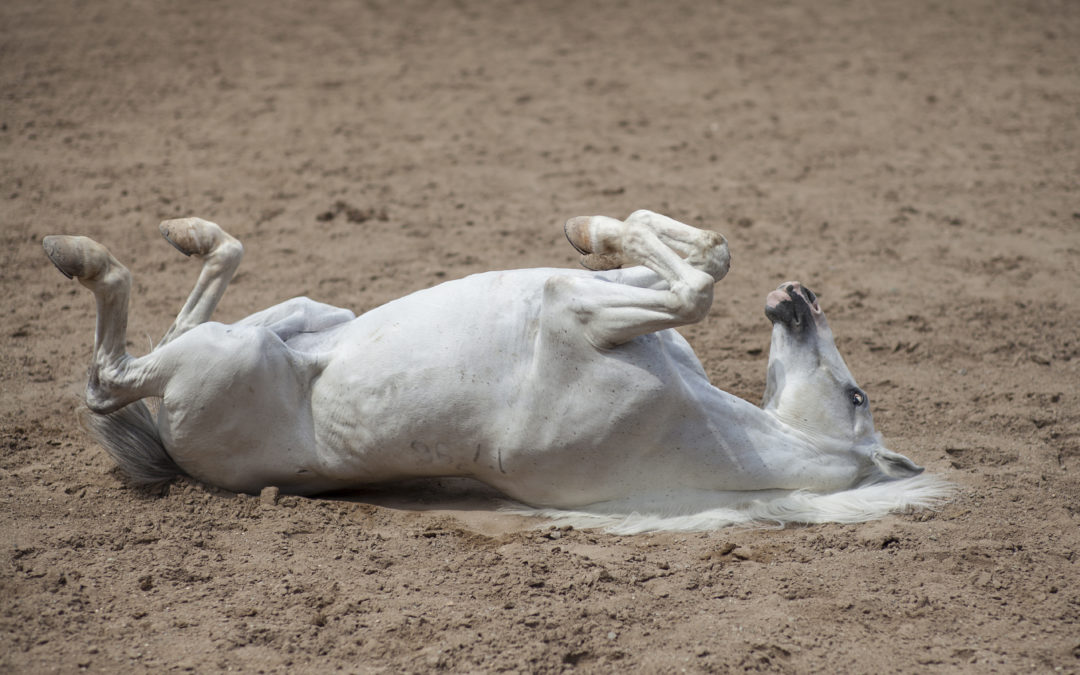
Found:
44,210 -> 951,533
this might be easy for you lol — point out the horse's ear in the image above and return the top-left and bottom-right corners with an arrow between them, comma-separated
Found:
872,447 -> 924,478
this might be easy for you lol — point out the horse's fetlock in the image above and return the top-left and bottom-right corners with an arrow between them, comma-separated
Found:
586,219 -> 621,256
217,238 -> 244,262
86,263 -> 130,293
108,265 -> 132,287
621,226 -> 650,255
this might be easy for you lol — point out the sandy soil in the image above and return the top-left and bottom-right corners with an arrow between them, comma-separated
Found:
3,0 -> 1079,672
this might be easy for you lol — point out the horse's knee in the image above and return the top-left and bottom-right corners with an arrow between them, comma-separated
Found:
672,269 -> 715,323
290,296 -> 356,328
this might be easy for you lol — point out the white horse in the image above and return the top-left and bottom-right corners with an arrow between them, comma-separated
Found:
43,210 -> 950,533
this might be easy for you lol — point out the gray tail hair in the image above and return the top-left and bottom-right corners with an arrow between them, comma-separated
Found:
81,400 -> 183,486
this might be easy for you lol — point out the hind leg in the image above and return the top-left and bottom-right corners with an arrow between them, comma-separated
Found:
157,219 -> 354,344
43,236 -> 168,412
157,217 -> 243,346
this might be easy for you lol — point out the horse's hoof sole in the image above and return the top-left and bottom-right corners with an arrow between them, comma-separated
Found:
579,252 -> 623,271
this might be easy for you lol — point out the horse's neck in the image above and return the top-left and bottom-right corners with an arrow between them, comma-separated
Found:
688,385 -> 863,491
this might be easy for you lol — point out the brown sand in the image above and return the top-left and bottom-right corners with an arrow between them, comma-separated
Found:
3,0 -> 1079,671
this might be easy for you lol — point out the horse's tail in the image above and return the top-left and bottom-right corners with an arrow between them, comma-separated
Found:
81,400 -> 183,485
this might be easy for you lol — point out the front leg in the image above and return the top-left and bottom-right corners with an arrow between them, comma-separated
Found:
549,212 -> 729,348
565,209 -> 731,283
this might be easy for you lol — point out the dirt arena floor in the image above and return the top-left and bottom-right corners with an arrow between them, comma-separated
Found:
3,0 -> 1079,672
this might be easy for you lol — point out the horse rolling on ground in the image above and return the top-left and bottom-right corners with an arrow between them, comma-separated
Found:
43,210 -> 951,533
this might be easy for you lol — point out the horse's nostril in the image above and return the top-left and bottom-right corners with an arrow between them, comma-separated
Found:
805,288 -> 817,304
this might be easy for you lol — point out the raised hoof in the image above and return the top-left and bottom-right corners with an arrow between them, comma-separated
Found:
159,217 -> 236,258
564,216 -> 594,255
565,216 -> 623,270
42,235 -> 112,281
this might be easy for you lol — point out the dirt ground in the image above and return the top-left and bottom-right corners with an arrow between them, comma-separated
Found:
3,0 -> 1079,672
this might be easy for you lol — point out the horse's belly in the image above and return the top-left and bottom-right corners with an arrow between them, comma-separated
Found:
301,267 -> 737,503
308,272 -> 551,482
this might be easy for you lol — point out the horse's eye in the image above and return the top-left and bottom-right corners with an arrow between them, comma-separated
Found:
851,390 -> 866,407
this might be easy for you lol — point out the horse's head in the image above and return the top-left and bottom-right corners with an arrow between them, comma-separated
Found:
761,281 -> 923,482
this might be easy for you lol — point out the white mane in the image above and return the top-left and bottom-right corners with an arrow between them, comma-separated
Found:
509,474 -> 955,534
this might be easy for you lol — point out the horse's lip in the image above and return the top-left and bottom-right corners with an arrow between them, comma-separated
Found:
765,288 -> 791,310
765,298 -> 796,326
